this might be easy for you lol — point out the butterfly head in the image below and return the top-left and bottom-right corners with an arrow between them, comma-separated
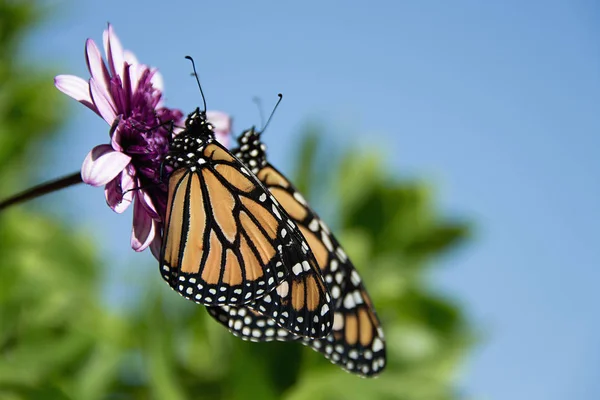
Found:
233,127 -> 267,173
183,108 -> 215,140
164,108 -> 214,171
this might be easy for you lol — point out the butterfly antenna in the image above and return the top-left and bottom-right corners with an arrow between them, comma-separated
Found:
261,93 -> 283,133
252,96 -> 266,128
185,56 -> 207,112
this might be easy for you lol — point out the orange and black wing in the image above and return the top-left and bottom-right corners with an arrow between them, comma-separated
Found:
259,163 -> 386,375
160,142 -> 291,306
246,237 -> 333,338
255,165 -> 355,307
207,271 -> 386,377
210,129 -> 386,375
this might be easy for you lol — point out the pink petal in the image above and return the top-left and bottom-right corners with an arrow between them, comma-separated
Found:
109,116 -> 124,152
85,39 -> 111,96
149,226 -> 163,261
104,170 -> 134,213
150,68 -> 164,92
81,144 -> 131,186
89,77 -> 117,124
215,131 -> 230,149
123,50 -> 139,66
207,111 -> 231,134
207,111 -> 232,147
104,24 -> 125,80
54,75 -> 97,113
136,188 -> 159,220
131,195 -> 156,251
128,63 -> 146,94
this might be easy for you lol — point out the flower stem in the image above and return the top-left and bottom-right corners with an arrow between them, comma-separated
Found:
0,172 -> 83,211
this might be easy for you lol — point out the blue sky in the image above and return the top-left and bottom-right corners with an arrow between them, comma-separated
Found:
26,1 -> 600,399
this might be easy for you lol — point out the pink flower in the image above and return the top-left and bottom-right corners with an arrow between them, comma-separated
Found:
55,24 -> 233,259
55,24 -> 183,255
206,110 -> 232,147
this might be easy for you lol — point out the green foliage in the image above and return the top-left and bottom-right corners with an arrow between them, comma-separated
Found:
0,0 -> 68,197
0,2 -> 474,399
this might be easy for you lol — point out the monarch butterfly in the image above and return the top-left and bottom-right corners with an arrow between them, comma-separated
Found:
207,124 -> 386,377
159,59 -> 333,338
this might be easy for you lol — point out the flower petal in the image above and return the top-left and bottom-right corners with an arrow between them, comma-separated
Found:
207,111 -> 232,147
104,170 -> 134,213
104,24 -> 125,80
81,144 -> 131,186
54,75 -> 96,113
85,39 -> 111,97
150,68 -> 164,92
131,195 -> 156,251
207,110 -> 231,134
214,131 -> 230,149
128,63 -> 146,94
123,49 -> 139,66
136,188 -> 159,220
109,116 -> 124,152
89,77 -> 117,124
149,225 -> 163,260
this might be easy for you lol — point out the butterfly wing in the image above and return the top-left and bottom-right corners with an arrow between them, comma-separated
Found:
206,267 -> 386,377
256,165 -> 352,308
246,237 -> 333,338
208,159 -> 386,376
160,142 -> 290,306
161,141 -> 333,339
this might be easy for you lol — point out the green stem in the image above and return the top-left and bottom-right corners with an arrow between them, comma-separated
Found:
0,172 -> 83,211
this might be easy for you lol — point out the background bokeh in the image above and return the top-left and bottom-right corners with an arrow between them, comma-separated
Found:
1,0 -> 599,399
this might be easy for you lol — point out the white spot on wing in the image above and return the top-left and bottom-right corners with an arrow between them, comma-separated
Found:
330,259 -> 339,272
331,286 -> 341,299
353,290 -> 364,305
321,232 -> 334,251
276,281 -> 289,297
336,247 -> 348,261
292,263 -> 303,275
293,191 -> 307,205
343,293 -> 356,309
351,270 -> 361,285
372,337 -> 384,352
271,205 -> 281,219
333,312 -> 344,330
